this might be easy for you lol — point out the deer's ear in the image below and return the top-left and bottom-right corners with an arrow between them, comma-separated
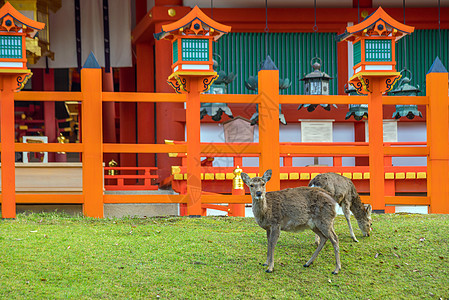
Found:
241,172 -> 251,186
262,169 -> 272,182
365,204 -> 372,218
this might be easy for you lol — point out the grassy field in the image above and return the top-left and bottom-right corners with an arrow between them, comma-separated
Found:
0,212 -> 448,299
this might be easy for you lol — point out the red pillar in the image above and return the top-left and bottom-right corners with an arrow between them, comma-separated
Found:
119,67 -> 137,168
102,67 -> 117,164
354,121 -> 368,166
154,22 -> 184,181
136,42 -> 155,167
43,69 -> 57,162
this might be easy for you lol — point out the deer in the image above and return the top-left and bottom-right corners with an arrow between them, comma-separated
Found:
241,169 -> 341,275
308,172 -> 372,243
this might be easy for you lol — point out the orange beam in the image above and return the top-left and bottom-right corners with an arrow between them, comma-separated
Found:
103,143 -> 187,154
81,66 -> 104,218
258,70 -> 280,191
368,77 -> 385,212
426,71 -> 449,214
202,194 -> 252,204
103,194 -> 187,203
185,78 -> 202,216
102,92 -> 185,103
200,94 -> 258,104
14,91 -> 83,101
0,75 -> 17,218
14,143 -> 84,152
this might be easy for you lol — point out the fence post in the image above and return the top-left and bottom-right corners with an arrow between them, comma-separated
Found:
185,77 -> 202,216
0,76 -> 18,218
81,53 -> 104,218
367,77 -> 386,213
426,58 -> 449,214
258,70 -> 280,191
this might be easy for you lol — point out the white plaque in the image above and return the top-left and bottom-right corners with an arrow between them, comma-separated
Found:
300,120 -> 334,142
365,120 -> 397,142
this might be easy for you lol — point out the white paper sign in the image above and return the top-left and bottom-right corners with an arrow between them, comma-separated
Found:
300,120 -> 334,142
365,120 -> 397,142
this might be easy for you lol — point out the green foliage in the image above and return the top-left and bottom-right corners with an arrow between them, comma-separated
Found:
0,213 -> 448,299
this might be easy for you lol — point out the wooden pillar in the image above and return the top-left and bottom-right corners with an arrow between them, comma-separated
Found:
354,122 -> 368,165
43,69 -> 56,162
185,77 -> 202,216
0,75 -> 17,218
367,77 -> 385,213
102,67 -> 117,165
136,42 -> 155,167
258,70 -> 280,192
81,54 -> 104,218
426,70 -> 449,214
119,67 -> 136,168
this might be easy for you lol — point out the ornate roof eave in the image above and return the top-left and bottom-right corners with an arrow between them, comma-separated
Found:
155,5 -> 231,41
338,6 -> 414,42
0,2 -> 45,37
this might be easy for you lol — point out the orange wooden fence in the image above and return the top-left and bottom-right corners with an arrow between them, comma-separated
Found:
1,67 -> 448,218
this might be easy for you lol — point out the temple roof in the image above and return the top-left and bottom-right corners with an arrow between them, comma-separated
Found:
338,7 -> 414,42
0,2 -> 45,37
154,5 -> 231,41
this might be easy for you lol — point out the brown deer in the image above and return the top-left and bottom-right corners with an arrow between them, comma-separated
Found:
308,172 -> 372,243
241,169 -> 341,274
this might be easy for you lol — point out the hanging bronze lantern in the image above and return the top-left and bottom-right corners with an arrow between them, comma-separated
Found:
389,71 -> 422,119
345,84 -> 368,121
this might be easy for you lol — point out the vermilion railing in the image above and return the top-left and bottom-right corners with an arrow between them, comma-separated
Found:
104,167 -> 158,190
0,68 -> 447,218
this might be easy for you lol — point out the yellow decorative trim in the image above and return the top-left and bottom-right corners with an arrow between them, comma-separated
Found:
226,173 -> 234,180
349,71 -> 401,82
184,173 -> 188,180
289,173 -> 299,180
300,173 -> 310,180
395,172 -> 405,179
0,69 -> 31,74
19,125 -> 28,130
311,173 -> 320,179
205,173 -> 214,180
417,172 -> 427,179
363,172 -> 370,179
406,172 -> 416,179
385,173 -> 395,179
174,174 -> 184,180
280,173 -> 289,180
342,173 -> 352,179
353,173 -> 363,180
216,173 -> 225,180
171,166 -> 181,174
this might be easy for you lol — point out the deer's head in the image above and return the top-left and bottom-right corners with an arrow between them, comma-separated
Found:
241,169 -> 272,201
358,204 -> 373,237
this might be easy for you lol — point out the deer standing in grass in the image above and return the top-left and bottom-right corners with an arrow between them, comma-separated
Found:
241,169 -> 341,274
308,172 -> 372,243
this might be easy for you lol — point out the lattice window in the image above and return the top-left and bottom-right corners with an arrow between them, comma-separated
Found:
365,39 -> 392,62
0,35 -> 22,59
182,39 -> 209,61
353,41 -> 361,65
173,40 -> 178,64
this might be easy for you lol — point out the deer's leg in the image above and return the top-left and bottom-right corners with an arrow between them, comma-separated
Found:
304,230 -> 327,268
265,225 -> 280,273
328,227 -> 341,275
263,228 -> 271,266
342,202 -> 358,242
314,234 -> 320,247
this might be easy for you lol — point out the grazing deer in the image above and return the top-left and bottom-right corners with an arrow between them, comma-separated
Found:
241,170 -> 341,274
308,172 -> 372,243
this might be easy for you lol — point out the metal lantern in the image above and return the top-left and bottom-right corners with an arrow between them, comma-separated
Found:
298,57 -> 336,112
390,74 -> 422,119
244,55 -> 289,125
345,84 -> 368,121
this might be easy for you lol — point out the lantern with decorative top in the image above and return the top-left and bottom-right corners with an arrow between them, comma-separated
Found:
338,7 -> 414,94
0,2 -> 44,89
154,5 -> 231,93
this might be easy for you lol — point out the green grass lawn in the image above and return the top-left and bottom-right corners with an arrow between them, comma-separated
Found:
0,212 -> 448,299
